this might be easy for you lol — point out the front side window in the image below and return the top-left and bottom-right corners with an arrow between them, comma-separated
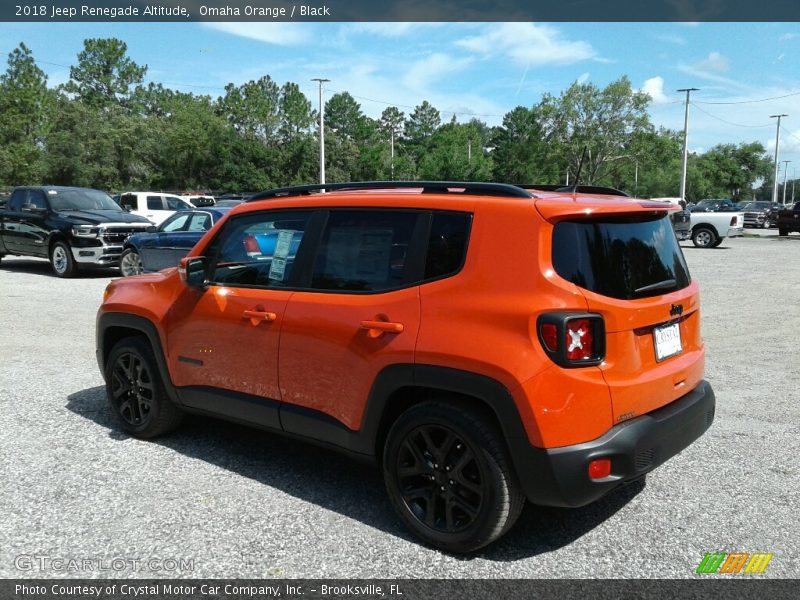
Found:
120,195 -> 137,211
311,210 -> 417,292
209,211 -> 309,288
26,190 -> 47,209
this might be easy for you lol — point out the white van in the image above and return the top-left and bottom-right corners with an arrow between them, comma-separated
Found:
118,192 -> 194,225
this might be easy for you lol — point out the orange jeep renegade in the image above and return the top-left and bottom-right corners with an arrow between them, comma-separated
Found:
96,181 -> 715,552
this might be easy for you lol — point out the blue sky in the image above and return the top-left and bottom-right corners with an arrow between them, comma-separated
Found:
2,21 -> 800,184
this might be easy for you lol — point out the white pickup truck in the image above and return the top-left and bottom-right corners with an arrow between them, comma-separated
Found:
688,211 -> 744,247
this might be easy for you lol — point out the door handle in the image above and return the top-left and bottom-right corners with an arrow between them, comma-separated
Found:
243,310 -> 277,326
360,320 -> 404,338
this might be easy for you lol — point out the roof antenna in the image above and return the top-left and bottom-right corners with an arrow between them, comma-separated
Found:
568,146 -> 588,198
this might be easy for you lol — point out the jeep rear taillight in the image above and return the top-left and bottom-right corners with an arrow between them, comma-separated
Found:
565,318 -> 593,361
537,313 -> 605,368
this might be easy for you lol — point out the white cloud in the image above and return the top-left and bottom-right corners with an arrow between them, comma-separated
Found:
576,72 -> 590,84
695,51 -> 729,73
456,23 -> 596,67
642,76 -> 670,104
202,23 -> 309,46
343,23 -> 441,38
402,53 -> 473,91
779,33 -> 800,41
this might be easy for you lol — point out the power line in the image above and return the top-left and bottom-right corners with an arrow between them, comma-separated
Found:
690,103 -> 774,128
695,90 -> 800,105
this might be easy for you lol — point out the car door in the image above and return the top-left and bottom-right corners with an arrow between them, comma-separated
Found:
162,211 -> 212,268
18,189 -> 50,256
278,209 -> 424,436
143,194 -> 171,225
165,209 -> 314,428
1,190 -> 30,253
138,212 -> 190,272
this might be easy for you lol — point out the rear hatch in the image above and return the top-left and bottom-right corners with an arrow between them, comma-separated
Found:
538,197 -> 705,423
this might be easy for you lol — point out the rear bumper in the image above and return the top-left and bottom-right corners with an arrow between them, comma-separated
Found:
726,226 -> 744,238
516,380 -> 715,507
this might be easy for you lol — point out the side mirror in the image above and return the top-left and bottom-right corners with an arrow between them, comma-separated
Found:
179,256 -> 208,288
146,225 -> 158,233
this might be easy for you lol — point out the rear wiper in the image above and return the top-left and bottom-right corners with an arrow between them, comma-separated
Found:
634,279 -> 677,294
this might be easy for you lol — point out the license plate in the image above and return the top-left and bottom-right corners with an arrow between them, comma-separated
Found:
654,322 -> 682,361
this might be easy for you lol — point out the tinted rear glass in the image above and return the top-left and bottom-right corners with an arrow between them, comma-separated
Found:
552,214 -> 690,300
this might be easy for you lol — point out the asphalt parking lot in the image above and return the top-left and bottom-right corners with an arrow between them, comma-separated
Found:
1,231 -> 798,579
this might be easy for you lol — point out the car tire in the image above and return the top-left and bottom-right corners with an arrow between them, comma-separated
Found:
50,241 -> 77,277
710,238 -> 723,248
105,336 -> 183,438
383,400 -> 524,553
779,228 -> 788,237
691,227 -> 718,248
119,248 -> 143,277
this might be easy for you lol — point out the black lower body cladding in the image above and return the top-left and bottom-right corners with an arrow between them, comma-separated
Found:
517,380 -> 715,507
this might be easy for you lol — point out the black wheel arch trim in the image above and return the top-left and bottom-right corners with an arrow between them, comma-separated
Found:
96,312 -> 181,405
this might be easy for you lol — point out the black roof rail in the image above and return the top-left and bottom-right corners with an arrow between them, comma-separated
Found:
246,181 -> 533,202
521,184 -> 630,197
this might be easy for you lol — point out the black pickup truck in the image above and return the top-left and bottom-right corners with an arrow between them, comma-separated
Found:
777,201 -> 800,237
0,186 -> 151,277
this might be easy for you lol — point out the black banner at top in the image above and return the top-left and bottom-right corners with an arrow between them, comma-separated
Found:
3,0 -> 800,22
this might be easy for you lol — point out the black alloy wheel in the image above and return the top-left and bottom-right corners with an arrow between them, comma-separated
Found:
396,424 -> 485,534
105,337 -> 183,438
383,400 -> 524,553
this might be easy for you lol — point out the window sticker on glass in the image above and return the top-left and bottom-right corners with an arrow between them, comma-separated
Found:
274,230 -> 294,259
268,257 -> 286,281
326,228 -> 393,286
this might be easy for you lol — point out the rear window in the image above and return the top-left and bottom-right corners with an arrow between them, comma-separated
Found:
552,214 -> 691,300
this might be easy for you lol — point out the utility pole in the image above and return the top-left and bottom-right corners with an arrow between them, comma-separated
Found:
770,114 -> 788,204
390,126 -> 395,180
468,140 -> 472,161
781,160 -> 791,205
678,88 -> 700,204
311,78 -> 330,185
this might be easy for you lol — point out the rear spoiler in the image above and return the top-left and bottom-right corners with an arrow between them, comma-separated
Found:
520,184 -> 630,197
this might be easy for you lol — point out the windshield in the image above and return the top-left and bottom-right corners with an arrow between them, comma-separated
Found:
743,202 -> 769,210
48,189 -> 121,211
552,213 -> 691,300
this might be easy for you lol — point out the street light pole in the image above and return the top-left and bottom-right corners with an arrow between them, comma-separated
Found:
311,78 -> 330,185
678,88 -> 700,203
781,160 -> 791,205
770,114 -> 788,204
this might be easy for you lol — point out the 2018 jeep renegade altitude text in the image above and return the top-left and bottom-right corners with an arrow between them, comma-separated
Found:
96,181 -> 715,552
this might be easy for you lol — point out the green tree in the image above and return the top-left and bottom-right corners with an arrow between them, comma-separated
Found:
279,82 -> 314,142
539,76 -> 652,184
491,106 -> 557,184
64,38 -> 146,107
219,75 -> 281,142
405,100 -> 441,144
418,122 -> 493,181
0,43 -> 52,185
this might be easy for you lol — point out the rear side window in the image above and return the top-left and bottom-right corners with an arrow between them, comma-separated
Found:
161,213 -> 190,232
425,212 -> 471,280
311,210 -> 417,292
166,196 -> 191,211
147,196 -> 163,210
552,214 -> 691,300
187,213 -> 211,232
